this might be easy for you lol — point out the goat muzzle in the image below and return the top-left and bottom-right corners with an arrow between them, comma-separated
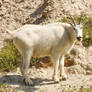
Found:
77,37 -> 82,41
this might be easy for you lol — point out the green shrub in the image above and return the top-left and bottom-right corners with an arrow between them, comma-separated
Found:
0,40 -> 21,71
59,14 -> 92,46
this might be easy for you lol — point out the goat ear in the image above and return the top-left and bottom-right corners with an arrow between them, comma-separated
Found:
82,21 -> 89,26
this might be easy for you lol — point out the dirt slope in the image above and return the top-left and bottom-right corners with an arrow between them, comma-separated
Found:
0,0 -> 92,92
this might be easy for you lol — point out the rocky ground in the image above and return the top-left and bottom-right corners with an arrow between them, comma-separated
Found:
0,44 -> 92,92
0,0 -> 92,92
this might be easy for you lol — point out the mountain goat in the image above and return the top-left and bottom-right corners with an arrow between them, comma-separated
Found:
6,15 -> 84,85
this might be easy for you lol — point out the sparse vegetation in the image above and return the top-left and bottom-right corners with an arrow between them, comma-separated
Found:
38,87 -> 92,92
0,40 -> 21,72
67,87 -> 92,92
0,83 -> 18,92
38,89 -> 46,92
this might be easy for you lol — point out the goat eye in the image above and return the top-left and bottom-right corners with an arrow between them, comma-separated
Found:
73,28 -> 76,30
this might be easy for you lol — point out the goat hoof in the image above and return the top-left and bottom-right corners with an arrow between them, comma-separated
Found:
24,78 -> 33,86
62,75 -> 67,81
52,76 -> 59,83
62,77 -> 67,81
60,74 -> 67,81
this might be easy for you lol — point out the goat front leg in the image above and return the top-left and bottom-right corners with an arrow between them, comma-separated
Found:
51,55 -> 60,82
20,50 -> 33,85
59,56 -> 67,80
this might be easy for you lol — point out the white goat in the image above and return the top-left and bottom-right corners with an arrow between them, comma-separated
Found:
6,16 -> 83,85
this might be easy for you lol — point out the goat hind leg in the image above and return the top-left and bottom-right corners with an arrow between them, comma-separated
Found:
20,50 -> 33,85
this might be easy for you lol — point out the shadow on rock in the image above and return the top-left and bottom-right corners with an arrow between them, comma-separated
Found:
0,74 -> 58,92
0,75 -> 36,92
32,78 -> 58,86
0,75 -> 24,85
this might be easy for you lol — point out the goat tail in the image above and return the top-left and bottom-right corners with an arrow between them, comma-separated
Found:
5,29 -> 16,40
6,29 -> 14,36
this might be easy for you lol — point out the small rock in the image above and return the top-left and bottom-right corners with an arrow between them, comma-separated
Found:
15,0 -> 24,3
87,64 -> 92,70
86,71 -> 92,75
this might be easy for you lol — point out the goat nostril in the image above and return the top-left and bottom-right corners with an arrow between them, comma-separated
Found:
77,37 -> 82,41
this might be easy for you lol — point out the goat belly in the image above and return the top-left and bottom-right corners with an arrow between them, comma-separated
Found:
32,43 -> 52,57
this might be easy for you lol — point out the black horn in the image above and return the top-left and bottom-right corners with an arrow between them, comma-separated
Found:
69,15 -> 76,26
78,13 -> 83,24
